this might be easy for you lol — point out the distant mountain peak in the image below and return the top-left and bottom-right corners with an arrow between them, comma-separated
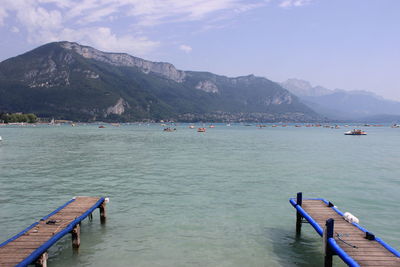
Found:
281,78 -> 331,97
283,78 -> 313,90
281,78 -> 400,120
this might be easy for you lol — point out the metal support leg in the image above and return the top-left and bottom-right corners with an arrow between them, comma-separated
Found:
296,192 -> 303,235
324,218 -> 334,267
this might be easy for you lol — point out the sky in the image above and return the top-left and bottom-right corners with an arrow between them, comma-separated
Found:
0,0 -> 399,100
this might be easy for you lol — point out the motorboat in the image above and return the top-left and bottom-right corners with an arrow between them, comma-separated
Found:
197,127 -> 206,132
344,129 -> 367,135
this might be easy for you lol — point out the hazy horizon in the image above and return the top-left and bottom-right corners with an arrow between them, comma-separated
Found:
0,0 -> 399,101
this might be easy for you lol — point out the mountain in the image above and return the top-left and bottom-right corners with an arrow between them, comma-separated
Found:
281,78 -> 331,97
281,79 -> 400,120
0,42 -> 321,122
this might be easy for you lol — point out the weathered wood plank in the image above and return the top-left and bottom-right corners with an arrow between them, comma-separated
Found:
297,198 -> 400,266
0,196 -> 104,266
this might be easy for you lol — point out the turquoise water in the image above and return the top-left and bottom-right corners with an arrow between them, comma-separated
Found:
0,124 -> 399,266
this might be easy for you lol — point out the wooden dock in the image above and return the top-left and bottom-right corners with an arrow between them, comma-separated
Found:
290,193 -> 400,267
0,196 -> 106,267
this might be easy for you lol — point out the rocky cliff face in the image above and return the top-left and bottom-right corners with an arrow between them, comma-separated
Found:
61,42 -> 185,82
106,98 -> 129,116
195,80 -> 219,93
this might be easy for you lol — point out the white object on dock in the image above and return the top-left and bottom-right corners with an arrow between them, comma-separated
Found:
343,212 -> 359,224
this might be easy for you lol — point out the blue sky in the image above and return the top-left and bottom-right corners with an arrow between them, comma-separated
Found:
0,0 -> 399,100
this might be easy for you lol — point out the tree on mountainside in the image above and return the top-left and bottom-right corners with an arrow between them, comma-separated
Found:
0,113 -> 38,123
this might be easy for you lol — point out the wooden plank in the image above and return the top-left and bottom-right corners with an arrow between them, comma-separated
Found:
0,196 -> 104,267
296,198 -> 400,267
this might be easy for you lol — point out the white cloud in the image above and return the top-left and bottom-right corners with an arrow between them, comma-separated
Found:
0,0 -> 265,56
179,44 -> 192,53
279,0 -> 312,8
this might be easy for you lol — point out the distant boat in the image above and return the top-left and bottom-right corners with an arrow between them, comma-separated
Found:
99,125 -> 106,128
209,125 -> 215,128
189,125 -> 195,129
163,127 -> 176,132
0,136 -> 2,142
344,129 -> 367,135
197,127 -> 206,132
391,124 -> 400,128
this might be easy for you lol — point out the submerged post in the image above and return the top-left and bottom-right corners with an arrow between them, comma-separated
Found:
296,192 -> 303,234
35,252 -> 48,267
324,218 -> 334,267
100,202 -> 106,223
71,224 -> 81,248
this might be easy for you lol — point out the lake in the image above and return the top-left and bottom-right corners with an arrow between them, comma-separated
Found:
0,124 -> 399,266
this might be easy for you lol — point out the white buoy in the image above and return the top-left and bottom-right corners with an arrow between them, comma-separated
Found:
343,212 -> 359,224
105,197 -> 110,203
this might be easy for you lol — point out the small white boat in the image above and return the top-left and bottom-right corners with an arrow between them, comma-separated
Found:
344,129 -> 367,135
0,136 -> 2,141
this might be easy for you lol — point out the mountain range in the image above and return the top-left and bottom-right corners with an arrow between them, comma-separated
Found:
281,78 -> 400,121
0,42 -> 320,122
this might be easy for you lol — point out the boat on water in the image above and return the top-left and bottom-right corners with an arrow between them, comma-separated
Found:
197,127 -> 206,132
99,125 -> 106,128
188,125 -> 195,129
391,124 -> 400,128
344,129 -> 367,135
163,127 -> 176,132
